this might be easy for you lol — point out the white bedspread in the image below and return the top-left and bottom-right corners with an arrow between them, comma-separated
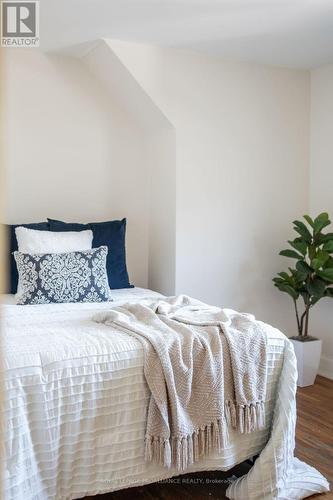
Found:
1,288 -> 329,500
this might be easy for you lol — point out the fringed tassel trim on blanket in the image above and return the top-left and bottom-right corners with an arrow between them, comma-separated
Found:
224,400 -> 266,433
144,418 -> 229,471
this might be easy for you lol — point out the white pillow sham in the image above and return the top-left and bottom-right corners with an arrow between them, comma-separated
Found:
15,226 -> 93,254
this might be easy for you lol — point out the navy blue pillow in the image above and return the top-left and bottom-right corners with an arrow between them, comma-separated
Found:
47,218 -> 132,289
7,222 -> 50,294
15,246 -> 111,305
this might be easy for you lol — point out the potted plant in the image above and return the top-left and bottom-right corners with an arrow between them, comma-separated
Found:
273,212 -> 333,387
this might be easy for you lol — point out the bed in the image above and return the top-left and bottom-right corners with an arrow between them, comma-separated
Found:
1,287 -> 329,500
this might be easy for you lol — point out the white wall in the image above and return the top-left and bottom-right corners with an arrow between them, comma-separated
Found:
3,49 -> 150,287
108,41 -> 310,335
146,127 -> 176,295
310,64 -> 333,379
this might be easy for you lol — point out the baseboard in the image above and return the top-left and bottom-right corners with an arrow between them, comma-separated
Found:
318,355 -> 333,380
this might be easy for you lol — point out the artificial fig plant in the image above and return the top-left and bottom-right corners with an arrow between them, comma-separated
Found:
273,212 -> 333,341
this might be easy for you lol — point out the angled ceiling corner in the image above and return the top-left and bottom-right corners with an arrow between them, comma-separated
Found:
74,39 -> 174,133
103,39 -> 174,127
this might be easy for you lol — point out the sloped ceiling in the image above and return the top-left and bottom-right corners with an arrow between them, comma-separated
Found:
81,40 -> 173,132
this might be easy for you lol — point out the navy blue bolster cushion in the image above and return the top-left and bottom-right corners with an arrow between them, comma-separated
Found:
47,218 -> 132,289
7,222 -> 50,294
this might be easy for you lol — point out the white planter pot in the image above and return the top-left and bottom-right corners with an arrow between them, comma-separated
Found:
290,338 -> 322,387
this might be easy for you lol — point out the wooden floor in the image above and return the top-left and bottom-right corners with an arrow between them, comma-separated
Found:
87,376 -> 333,500
295,376 -> 333,499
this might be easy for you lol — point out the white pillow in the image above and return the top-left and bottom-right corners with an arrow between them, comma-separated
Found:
15,226 -> 93,254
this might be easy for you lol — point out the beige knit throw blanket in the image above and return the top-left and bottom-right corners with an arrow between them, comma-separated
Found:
94,295 -> 268,471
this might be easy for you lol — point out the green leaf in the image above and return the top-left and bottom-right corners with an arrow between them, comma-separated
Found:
288,239 -> 307,256
310,296 -> 321,306
279,249 -> 303,259
294,270 -> 308,282
317,268 -> 333,283
324,257 -> 333,274
308,244 -> 317,259
311,250 -> 330,270
293,220 -> 312,243
326,256 -> 333,267
307,278 -> 326,298
296,260 -> 312,275
273,275 -> 287,283
277,271 -> 292,281
322,233 -> 333,242
322,240 -> 333,253
313,212 -> 331,234
316,233 -> 326,245
312,260 -> 322,271
303,215 -> 314,228
275,283 -> 299,300
289,268 -> 308,286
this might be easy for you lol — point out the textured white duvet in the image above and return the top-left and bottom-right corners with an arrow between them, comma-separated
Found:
1,288 -> 329,500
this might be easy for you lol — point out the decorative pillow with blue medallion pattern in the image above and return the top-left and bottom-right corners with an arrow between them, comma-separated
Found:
14,246 -> 111,305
